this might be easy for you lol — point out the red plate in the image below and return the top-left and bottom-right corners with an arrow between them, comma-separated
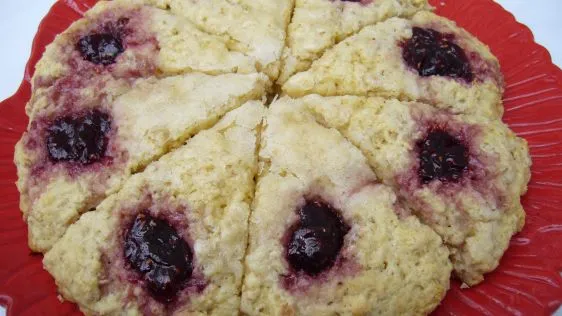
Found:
1,0 -> 561,315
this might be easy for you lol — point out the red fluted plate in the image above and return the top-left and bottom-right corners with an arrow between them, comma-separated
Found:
1,0 -> 561,315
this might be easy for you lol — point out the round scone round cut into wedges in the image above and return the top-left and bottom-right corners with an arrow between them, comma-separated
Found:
301,95 -> 531,285
282,11 -> 504,119
15,72 -> 268,252
278,0 -> 431,83
43,102 -> 265,315
12,0 -> 534,314
241,98 -> 452,315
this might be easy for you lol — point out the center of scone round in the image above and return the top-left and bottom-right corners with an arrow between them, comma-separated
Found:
402,27 -> 473,82
417,129 -> 469,184
286,200 -> 350,276
77,32 -> 124,65
124,213 -> 194,303
46,109 -> 111,165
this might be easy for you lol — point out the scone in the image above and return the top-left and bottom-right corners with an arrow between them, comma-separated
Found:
144,0 -> 295,80
283,11 -> 504,118
30,0 -> 258,117
241,97 -> 451,315
301,94 -> 531,285
15,72 -> 268,252
43,102 -> 265,315
278,0 -> 430,83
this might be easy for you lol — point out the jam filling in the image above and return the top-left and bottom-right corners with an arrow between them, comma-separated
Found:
402,27 -> 473,82
46,109 -> 111,165
286,200 -> 350,276
77,33 -> 125,65
417,128 -> 469,184
124,213 -> 194,303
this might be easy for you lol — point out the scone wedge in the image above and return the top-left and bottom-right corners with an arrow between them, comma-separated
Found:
16,72 -> 268,252
29,0 -> 259,118
278,0 -> 430,83
44,102 -> 265,315
144,0 -> 295,80
241,97 -> 451,315
302,94 -> 531,285
283,11 -> 504,119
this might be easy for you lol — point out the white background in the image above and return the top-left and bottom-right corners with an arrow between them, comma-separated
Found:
0,1 -> 560,315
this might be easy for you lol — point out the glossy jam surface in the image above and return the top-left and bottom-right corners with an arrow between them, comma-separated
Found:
46,110 -> 111,165
403,27 -> 473,82
124,213 -> 193,303
286,200 -> 350,276
77,33 -> 124,65
417,129 -> 469,184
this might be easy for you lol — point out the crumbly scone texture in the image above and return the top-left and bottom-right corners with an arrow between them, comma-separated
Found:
43,102 -> 265,316
282,11 -> 504,119
15,72 -> 268,252
241,97 -> 451,315
301,94 -> 531,285
143,0 -> 295,80
278,0 -> 431,83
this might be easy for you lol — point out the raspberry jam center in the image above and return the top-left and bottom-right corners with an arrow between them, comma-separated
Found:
417,129 -> 469,184
77,33 -> 124,65
124,213 -> 193,303
402,27 -> 473,82
286,200 -> 350,276
46,110 -> 111,165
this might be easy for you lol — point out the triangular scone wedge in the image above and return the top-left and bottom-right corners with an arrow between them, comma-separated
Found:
30,0 -> 257,117
44,101 -> 265,315
301,94 -> 531,285
15,72 -> 268,252
144,0 -> 295,80
278,0 -> 430,83
283,11 -> 504,118
241,97 -> 451,315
